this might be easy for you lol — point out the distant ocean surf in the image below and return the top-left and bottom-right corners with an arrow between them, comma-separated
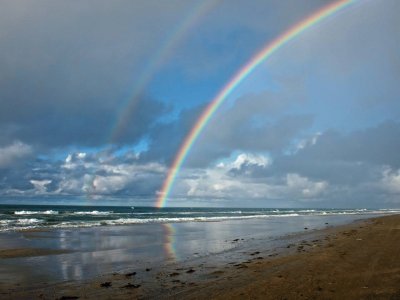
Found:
0,205 -> 399,232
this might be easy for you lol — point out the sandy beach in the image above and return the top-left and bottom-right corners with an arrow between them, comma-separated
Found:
0,214 -> 400,299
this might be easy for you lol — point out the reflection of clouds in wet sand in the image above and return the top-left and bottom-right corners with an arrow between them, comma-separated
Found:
19,225 -> 172,282
162,223 -> 177,262
57,249 -> 135,281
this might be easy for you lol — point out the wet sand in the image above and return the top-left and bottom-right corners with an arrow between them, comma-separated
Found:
1,214 -> 400,299
0,248 -> 72,259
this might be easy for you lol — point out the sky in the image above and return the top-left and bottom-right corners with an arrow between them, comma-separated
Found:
0,0 -> 399,208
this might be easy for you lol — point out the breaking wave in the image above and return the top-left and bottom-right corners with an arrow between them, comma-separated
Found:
14,210 -> 59,215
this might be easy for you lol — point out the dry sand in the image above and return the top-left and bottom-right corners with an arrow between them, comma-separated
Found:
2,214 -> 400,299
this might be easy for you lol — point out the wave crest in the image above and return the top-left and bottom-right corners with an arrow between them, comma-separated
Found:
14,210 -> 58,215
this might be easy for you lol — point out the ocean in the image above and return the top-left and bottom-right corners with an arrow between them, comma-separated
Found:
1,204 -> 399,232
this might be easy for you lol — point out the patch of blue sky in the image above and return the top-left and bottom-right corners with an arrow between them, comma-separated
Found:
113,138 -> 150,157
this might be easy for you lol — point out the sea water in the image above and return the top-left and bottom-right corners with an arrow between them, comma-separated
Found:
0,204 -> 399,231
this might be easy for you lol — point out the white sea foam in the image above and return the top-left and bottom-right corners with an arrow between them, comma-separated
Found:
0,218 -> 43,229
14,210 -> 58,215
53,213 -> 304,228
52,221 -> 103,228
132,211 -> 245,215
16,218 -> 43,224
74,211 -> 113,215
0,220 -> 13,225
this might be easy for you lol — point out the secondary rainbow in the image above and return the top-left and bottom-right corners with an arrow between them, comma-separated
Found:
156,0 -> 355,208
109,0 -> 219,143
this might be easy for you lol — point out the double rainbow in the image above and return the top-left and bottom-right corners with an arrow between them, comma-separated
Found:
156,0 -> 356,208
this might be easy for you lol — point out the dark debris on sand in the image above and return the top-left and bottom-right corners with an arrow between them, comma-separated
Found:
122,283 -> 141,289
125,272 -> 137,277
100,282 -> 112,288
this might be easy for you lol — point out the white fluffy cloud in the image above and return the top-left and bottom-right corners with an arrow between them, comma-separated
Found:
57,152 -> 166,196
30,179 -> 52,194
285,173 -> 327,198
381,167 -> 400,194
176,152 -> 328,201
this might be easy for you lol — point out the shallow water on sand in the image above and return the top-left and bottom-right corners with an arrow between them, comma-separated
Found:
0,213 -> 381,286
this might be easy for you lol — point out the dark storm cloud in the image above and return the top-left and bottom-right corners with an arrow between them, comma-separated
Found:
295,122 -> 400,167
271,121 -> 400,183
0,0 -> 189,148
0,94 -> 168,147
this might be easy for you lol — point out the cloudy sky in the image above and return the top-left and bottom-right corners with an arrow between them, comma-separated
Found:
0,0 -> 399,208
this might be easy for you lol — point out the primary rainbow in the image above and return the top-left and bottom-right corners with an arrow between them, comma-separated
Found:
156,0 -> 355,208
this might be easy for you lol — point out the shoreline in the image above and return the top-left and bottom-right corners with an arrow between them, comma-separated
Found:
1,214 -> 400,299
